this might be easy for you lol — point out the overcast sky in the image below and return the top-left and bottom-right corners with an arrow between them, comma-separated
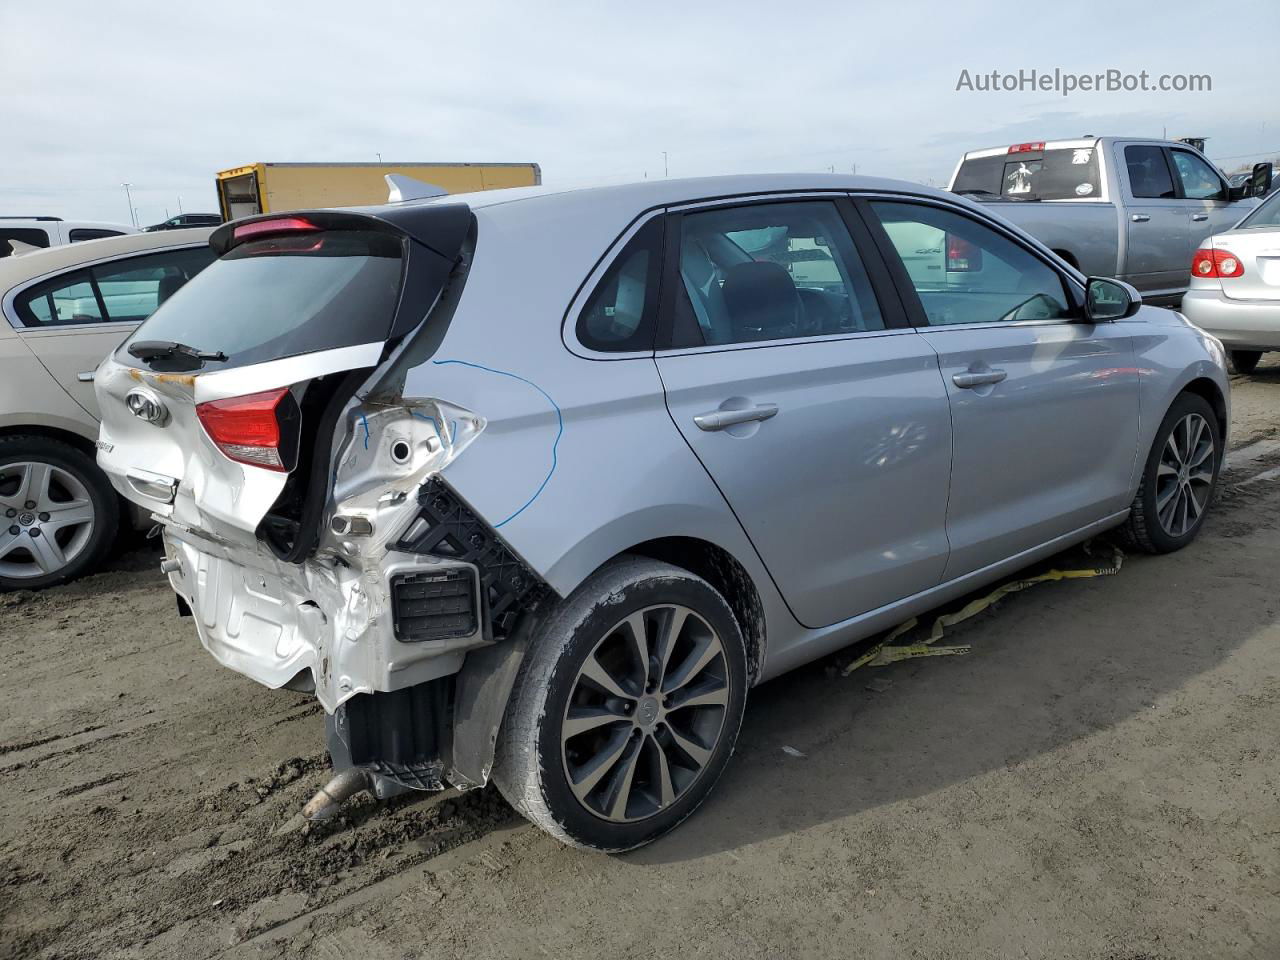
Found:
3,0 -> 1276,225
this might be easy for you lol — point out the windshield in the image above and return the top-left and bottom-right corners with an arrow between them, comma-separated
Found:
953,147 -> 1102,201
119,230 -> 403,370
1236,189 -> 1280,229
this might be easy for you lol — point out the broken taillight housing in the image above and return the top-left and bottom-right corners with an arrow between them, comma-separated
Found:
196,387 -> 300,472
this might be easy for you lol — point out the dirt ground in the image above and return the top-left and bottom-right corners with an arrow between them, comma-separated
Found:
4,362 -> 1280,960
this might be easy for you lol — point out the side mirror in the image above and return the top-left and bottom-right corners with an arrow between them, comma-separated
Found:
1085,277 -> 1141,321
1249,161 -> 1274,199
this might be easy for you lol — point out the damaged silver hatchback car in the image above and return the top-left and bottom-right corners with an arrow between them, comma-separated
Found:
96,175 -> 1229,851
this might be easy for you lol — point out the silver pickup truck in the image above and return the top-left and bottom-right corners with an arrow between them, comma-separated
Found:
948,137 -> 1272,305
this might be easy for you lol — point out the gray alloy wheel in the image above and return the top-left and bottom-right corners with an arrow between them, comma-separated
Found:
1154,412 -> 1214,539
0,460 -> 97,581
560,603 -> 730,823
493,556 -> 748,852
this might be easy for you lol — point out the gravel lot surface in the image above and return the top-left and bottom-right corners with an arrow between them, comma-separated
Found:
4,362 -> 1280,960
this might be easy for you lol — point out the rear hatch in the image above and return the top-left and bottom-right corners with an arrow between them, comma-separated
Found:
95,206 -> 471,557
1212,197 -> 1280,301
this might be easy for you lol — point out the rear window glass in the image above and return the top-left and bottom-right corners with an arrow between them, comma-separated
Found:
1238,189 -> 1280,228
120,230 -> 404,370
953,147 -> 1102,201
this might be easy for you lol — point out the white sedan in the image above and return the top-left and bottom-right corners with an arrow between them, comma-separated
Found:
1182,190 -> 1280,374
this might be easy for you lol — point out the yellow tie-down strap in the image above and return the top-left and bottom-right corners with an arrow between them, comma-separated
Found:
842,546 -> 1125,676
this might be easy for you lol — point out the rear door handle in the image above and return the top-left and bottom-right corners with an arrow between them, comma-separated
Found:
952,370 -> 1008,389
1191,213 -> 1209,222
694,403 -> 779,431
1130,214 -> 1151,223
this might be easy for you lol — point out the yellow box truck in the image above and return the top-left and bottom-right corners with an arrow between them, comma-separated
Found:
215,162 -> 541,220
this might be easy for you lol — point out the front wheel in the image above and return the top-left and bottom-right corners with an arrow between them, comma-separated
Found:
1228,350 -> 1262,375
1121,393 -> 1220,554
493,557 -> 748,852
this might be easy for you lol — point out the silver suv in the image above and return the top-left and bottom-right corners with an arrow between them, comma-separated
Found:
96,176 -> 1228,851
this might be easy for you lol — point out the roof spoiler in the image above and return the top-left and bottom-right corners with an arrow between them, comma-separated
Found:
385,174 -> 448,203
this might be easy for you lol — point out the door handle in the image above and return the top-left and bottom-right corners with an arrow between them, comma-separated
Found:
693,403 -> 779,431
952,370 -> 1008,389
1130,214 -> 1151,223
77,371 -> 96,382
1191,213 -> 1209,222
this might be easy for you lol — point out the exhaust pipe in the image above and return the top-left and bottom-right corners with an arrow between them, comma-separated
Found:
302,768 -> 372,821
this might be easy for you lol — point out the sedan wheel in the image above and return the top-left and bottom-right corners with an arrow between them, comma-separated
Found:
0,438 -> 119,590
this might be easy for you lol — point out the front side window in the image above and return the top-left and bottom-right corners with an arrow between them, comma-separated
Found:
870,201 -> 1072,326
671,200 -> 883,347
1170,150 -> 1226,201
1125,145 -> 1176,199
576,217 -> 662,353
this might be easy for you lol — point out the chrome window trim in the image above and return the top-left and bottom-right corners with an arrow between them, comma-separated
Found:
2,242 -> 209,332
655,325 -> 919,359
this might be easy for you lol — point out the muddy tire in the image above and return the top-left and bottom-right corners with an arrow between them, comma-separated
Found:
1228,350 -> 1262,375
493,556 -> 748,852
0,436 -> 119,591
1121,393 -> 1220,555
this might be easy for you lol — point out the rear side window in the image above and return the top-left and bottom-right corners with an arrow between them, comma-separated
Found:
121,230 -> 404,369
1125,146 -> 1176,199
13,247 -> 215,327
14,270 -> 104,325
576,217 -> 663,353
69,228 -> 125,242
0,228 -> 51,258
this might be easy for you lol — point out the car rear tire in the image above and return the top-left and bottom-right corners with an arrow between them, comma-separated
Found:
1120,393 -> 1220,554
0,436 -> 119,590
493,556 -> 748,852
1228,350 -> 1262,375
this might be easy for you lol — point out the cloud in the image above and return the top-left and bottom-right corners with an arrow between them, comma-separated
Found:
2,0 -> 1276,222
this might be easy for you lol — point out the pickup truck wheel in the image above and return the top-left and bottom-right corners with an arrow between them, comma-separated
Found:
0,437 -> 119,590
493,557 -> 748,852
1228,350 -> 1262,375
1121,393 -> 1220,554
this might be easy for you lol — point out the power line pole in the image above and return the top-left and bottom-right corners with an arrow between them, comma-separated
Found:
121,183 -> 136,226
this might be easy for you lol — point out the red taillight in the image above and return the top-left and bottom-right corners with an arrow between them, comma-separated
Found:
232,216 -> 320,243
1008,141 -> 1046,154
945,233 -> 983,272
196,388 -> 290,471
1191,247 -> 1245,279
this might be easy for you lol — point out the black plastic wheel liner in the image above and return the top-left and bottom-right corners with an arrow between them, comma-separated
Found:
396,477 -> 551,640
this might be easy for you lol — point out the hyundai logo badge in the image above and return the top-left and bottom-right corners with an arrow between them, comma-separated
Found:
125,388 -> 168,425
